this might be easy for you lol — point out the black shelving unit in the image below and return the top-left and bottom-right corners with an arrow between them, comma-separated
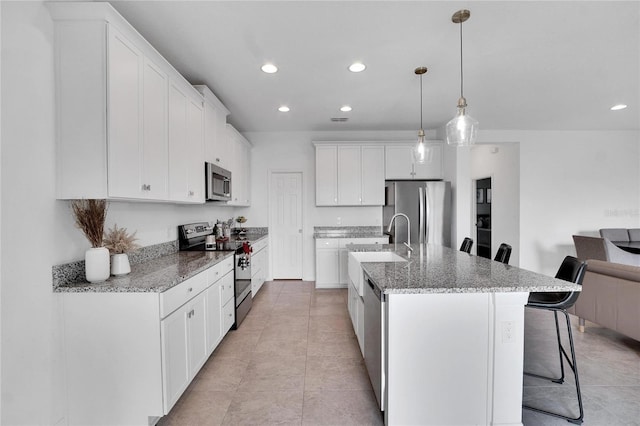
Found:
476,178 -> 492,259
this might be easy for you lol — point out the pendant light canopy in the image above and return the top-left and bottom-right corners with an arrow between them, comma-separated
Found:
446,9 -> 478,147
413,66 -> 428,164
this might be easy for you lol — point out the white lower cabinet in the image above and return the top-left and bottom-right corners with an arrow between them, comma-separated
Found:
59,255 -> 234,425
161,302 -> 191,411
250,238 -> 269,296
315,237 -> 388,288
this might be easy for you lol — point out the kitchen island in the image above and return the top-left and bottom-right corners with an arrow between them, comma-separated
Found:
348,243 -> 581,426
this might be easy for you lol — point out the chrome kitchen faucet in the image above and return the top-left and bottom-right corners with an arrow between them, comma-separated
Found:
387,213 -> 411,246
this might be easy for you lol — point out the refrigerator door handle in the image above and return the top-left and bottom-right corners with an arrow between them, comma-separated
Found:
425,185 -> 430,244
419,187 -> 425,244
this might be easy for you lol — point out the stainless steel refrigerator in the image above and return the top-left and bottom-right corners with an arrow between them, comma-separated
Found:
383,181 -> 452,247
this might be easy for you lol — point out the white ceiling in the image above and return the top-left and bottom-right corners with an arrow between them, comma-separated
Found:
109,0 -> 640,133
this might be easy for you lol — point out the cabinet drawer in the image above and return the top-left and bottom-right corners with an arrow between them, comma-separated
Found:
160,271 -> 208,318
222,298 -> 235,333
341,237 -> 388,247
220,271 -> 235,305
316,239 -> 339,249
208,255 -> 234,284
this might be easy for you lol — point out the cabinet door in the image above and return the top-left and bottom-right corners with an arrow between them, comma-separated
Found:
227,126 -> 251,206
205,282 -> 223,354
187,293 -> 208,378
203,100 -> 218,165
337,146 -> 362,205
107,25 -> 143,199
142,58 -> 169,199
361,146 -> 385,205
168,81 -> 189,202
315,146 -> 338,205
161,305 -> 189,412
315,249 -> 340,287
338,248 -> 350,285
186,97 -> 204,202
385,145 -> 414,180
412,144 -> 443,179
212,105 -> 229,168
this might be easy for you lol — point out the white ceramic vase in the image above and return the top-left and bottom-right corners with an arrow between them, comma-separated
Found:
111,253 -> 131,276
85,247 -> 110,283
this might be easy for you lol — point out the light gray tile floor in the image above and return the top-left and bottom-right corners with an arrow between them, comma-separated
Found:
523,309 -> 640,425
159,281 -> 640,425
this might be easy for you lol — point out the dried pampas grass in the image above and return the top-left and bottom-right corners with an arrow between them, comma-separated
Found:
104,224 -> 139,254
70,199 -> 108,248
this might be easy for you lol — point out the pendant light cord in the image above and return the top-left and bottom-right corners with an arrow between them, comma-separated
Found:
459,20 -> 464,99
420,74 -> 424,129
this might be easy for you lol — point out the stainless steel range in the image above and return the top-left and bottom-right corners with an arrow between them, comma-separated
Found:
178,222 -> 252,328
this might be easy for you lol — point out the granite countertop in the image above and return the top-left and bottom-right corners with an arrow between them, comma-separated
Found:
55,250 -> 234,294
314,226 -> 388,239
349,243 -> 582,295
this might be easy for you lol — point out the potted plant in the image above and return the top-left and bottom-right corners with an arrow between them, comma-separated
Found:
71,199 -> 109,283
103,224 -> 139,276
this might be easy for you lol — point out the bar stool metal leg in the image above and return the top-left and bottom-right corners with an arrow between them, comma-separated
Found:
523,307 -> 584,425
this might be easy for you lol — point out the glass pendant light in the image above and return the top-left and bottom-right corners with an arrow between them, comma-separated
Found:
446,9 -> 478,147
413,66 -> 428,163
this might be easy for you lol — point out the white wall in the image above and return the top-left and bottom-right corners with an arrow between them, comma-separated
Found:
0,3 -> 239,424
477,130 -> 640,275
471,143 -> 520,265
238,130 -> 430,280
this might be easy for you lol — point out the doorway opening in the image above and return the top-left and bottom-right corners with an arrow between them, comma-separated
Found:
475,177 -> 492,259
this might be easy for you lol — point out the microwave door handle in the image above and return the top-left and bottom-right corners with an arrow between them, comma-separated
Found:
224,178 -> 230,196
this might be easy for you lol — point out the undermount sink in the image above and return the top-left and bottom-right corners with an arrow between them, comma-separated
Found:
348,251 -> 407,298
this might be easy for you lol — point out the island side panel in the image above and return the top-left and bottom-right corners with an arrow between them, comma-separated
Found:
385,292 -> 491,425
489,292 -> 529,426
61,292 -> 164,425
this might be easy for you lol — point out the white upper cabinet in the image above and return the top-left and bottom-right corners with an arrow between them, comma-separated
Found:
168,80 -> 205,203
194,85 -> 231,169
226,124 -> 251,206
337,146 -> 362,205
315,143 -> 385,206
141,59 -> 170,200
360,146 -> 385,205
385,143 -> 443,180
48,2 -> 209,203
106,26 -> 145,199
315,145 -> 338,205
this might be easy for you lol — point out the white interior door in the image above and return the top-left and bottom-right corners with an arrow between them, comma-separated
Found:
270,172 -> 303,279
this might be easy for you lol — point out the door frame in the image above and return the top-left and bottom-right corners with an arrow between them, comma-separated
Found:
471,175 -> 493,257
268,169 -> 305,280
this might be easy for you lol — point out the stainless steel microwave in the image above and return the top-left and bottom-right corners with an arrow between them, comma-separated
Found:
205,162 -> 231,201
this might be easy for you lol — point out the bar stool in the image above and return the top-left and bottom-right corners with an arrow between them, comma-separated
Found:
459,237 -> 473,253
523,255 -> 586,425
494,243 -> 512,264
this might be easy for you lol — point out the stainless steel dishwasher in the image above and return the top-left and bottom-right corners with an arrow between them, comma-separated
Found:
364,276 -> 385,412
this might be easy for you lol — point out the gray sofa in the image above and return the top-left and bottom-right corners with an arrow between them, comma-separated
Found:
600,228 -> 640,242
573,235 -> 640,267
569,259 -> 640,341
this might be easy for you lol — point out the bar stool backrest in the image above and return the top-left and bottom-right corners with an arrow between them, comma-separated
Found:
494,243 -> 512,264
459,237 -> 473,253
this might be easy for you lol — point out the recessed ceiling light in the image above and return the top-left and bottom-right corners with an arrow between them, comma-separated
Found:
610,104 -> 627,111
261,63 -> 278,74
348,62 -> 366,73
278,106 -> 290,112
340,105 -> 352,112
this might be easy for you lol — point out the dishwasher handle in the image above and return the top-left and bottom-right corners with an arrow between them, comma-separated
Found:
367,278 -> 383,301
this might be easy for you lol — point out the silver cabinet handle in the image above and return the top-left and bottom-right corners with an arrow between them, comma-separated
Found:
188,287 -> 193,292
188,190 -> 195,196
141,184 -> 151,191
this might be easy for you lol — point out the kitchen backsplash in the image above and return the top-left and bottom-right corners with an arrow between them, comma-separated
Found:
52,240 -> 178,289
